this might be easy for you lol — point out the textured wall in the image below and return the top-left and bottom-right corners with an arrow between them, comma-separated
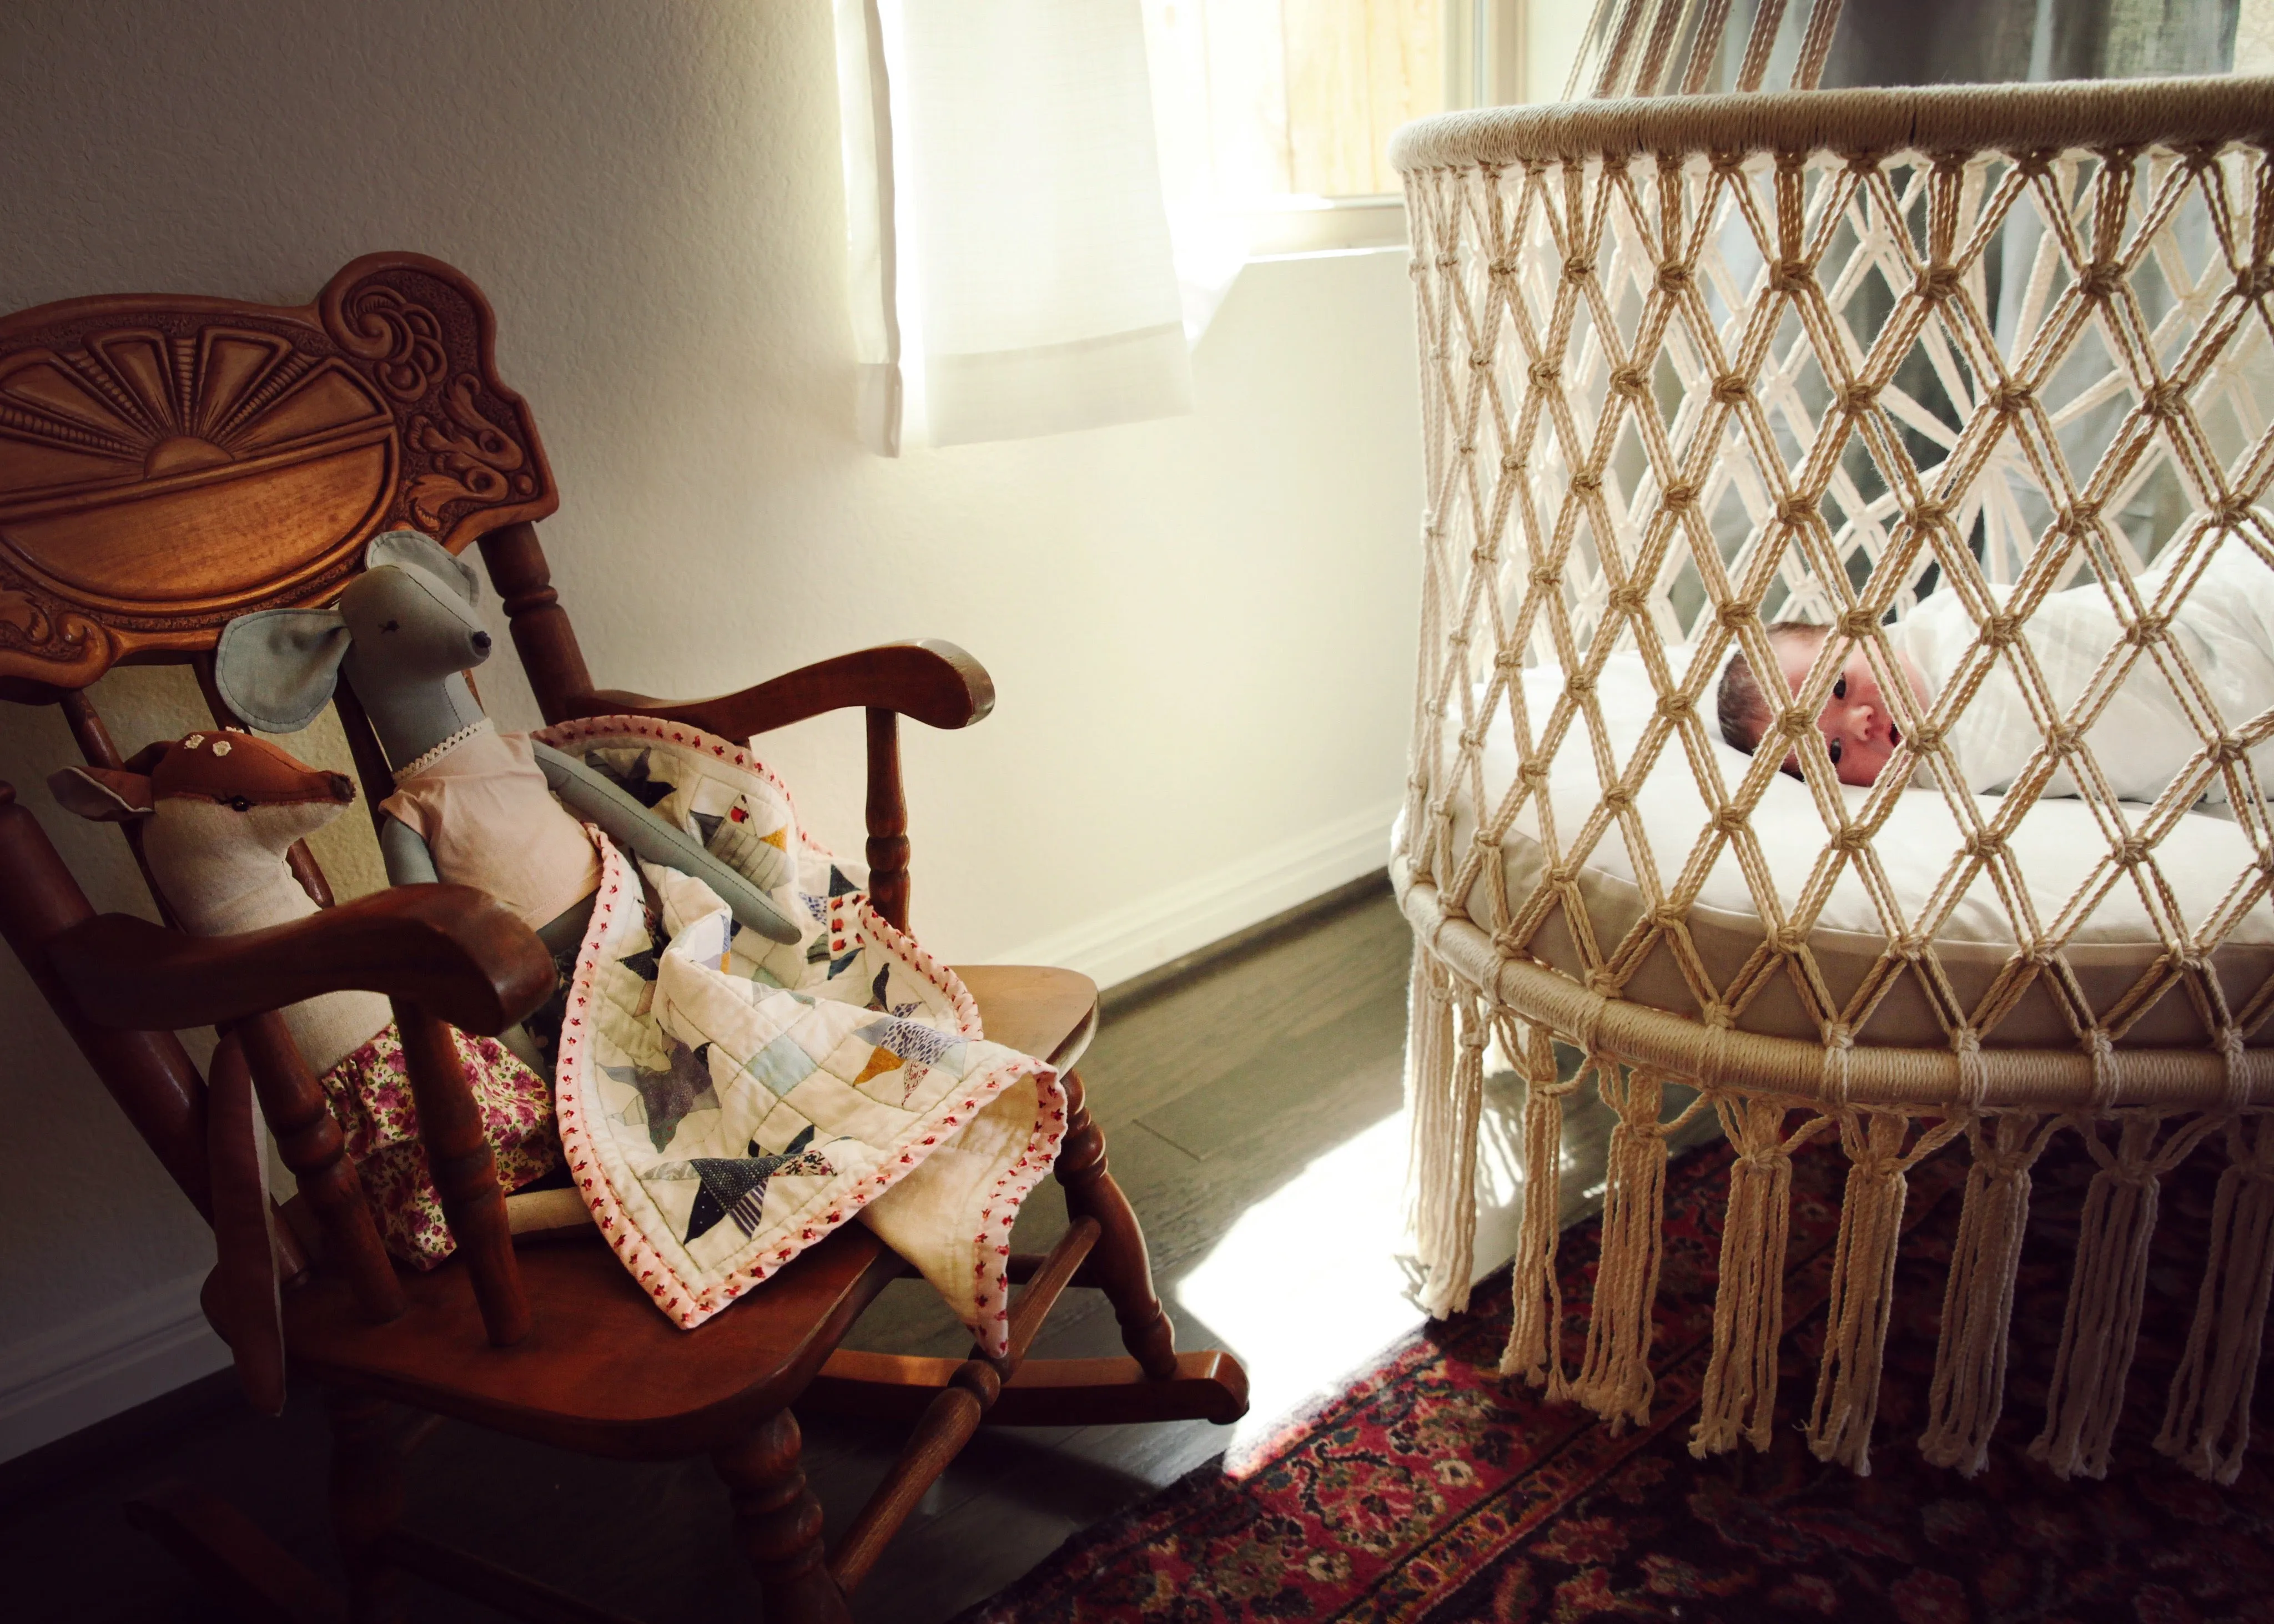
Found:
0,0 -> 1422,1436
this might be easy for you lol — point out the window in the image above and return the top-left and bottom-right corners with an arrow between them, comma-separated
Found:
829,0 -> 1596,450
1140,2 -> 1592,260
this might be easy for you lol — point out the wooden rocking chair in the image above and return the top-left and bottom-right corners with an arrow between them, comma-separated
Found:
0,251 -> 1247,1622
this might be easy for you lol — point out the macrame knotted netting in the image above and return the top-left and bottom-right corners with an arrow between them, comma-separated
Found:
1393,71 -> 2274,1482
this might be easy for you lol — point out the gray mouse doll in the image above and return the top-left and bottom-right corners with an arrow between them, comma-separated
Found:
215,530 -> 799,1063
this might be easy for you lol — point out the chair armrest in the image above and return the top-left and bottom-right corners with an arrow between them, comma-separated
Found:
47,884 -> 555,1038
562,638 -> 995,737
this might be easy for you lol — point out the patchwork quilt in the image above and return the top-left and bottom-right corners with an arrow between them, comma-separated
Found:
532,716 -> 1066,1356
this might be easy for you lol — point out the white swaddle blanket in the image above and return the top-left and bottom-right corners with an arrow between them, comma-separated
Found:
1895,539 -> 2274,801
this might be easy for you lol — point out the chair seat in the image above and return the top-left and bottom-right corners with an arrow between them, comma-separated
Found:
953,963 -> 1098,1068
283,964 -> 1100,1457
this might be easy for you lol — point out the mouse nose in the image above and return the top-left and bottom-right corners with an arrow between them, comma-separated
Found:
470,630 -> 492,654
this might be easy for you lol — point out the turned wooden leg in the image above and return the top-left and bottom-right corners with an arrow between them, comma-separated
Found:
1054,1070 -> 1179,1378
714,1410 -> 849,1624
327,1390 -> 406,1624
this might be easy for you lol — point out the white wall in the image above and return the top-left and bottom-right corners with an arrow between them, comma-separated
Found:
0,0 -> 1422,1458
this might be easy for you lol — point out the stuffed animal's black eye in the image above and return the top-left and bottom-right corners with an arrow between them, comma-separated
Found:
1827,740 -> 1843,765
380,619 -> 401,633
230,796 -> 251,812
1834,677 -> 1847,699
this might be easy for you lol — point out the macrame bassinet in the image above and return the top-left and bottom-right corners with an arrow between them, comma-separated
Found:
1393,49 -> 2274,1484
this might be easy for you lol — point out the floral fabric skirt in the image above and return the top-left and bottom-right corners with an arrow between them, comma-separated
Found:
318,1025 -> 561,1269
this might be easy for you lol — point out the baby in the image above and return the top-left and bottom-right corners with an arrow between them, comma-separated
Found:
1717,541 -> 2274,799
1717,621 -> 1927,787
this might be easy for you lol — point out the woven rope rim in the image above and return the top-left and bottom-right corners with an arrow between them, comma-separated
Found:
1392,73 -> 2274,173
1403,864 -> 2274,1111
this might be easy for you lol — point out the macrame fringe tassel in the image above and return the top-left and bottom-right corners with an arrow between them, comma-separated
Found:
1691,1097 -> 1817,1457
1407,949 -> 1485,1318
2156,1114 -> 2274,1484
1501,1024 -> 1574,1396
1573,1066 -> 1672,1431
2029,1113 -> 2179,1480
1805,1113 -> 1923,1474
1918,1114 -> 2047,1476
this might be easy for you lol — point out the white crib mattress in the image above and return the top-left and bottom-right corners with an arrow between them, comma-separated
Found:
1427,650 -> 2274,1051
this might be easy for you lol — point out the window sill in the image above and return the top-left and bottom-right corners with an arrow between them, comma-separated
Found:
1236,196 -> 1409,259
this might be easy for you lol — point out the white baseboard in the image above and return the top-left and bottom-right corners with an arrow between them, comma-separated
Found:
990,798 -> 1402,993
0,1272 -> 229,1465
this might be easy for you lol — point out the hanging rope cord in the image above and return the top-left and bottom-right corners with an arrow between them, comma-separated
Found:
1393,54 -> 2274,1486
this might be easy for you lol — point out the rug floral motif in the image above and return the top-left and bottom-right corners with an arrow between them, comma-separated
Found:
964,1133 -> 2274,1622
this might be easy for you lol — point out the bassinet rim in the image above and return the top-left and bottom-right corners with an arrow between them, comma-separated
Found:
1396,859 -> 2274,1111
1390,72 -> 2274,175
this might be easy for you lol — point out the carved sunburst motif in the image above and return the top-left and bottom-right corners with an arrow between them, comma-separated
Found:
0,324 -> 398,616
0,325 -> 389,503
0,255 -> 557,689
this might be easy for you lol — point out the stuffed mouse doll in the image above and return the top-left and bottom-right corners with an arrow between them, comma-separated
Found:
48,730 -> 568,1267
213,529 -> 799,1068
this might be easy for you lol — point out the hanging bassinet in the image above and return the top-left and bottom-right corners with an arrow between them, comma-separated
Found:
1393,5 -> 2274,1485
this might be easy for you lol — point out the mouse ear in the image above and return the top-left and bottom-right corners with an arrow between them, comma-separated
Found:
215,608 -> 352,733
48,765 -> 155,821
365,528 -> 479,608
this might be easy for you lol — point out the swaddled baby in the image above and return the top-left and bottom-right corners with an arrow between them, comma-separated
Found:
1717,540 -> 2274,799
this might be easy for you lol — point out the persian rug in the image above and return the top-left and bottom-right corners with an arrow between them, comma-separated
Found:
965,1133 -> 2274,1622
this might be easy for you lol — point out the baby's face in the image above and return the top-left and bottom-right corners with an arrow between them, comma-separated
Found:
1774,633 -> 1925,787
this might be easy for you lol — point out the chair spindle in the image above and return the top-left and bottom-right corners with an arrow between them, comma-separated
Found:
480,520 -> 595,722
865,708 -> 910,931
236,1010 -> 406,1323
203,1031 -> 288,1415
0,782 -> 215,1218
390,1000 -> 529,1345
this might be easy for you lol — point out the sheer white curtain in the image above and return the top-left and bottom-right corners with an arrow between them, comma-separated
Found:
835,0 -> 1192,453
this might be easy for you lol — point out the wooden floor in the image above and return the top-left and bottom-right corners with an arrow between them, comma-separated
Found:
0,881 -> 1698,1623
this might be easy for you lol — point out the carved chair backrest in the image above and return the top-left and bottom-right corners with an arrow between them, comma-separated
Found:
0,249 -> 596,902
0,254 -> 587,1334
0,252 -> 559,698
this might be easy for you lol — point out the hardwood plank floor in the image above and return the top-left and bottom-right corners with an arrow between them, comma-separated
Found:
0,880 -> 1712,1623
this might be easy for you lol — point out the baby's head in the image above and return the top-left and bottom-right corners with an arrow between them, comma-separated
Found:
1717,621 -> 1921,787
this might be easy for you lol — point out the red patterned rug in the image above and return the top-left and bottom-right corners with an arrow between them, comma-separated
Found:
964,1133 -> 2274,1622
